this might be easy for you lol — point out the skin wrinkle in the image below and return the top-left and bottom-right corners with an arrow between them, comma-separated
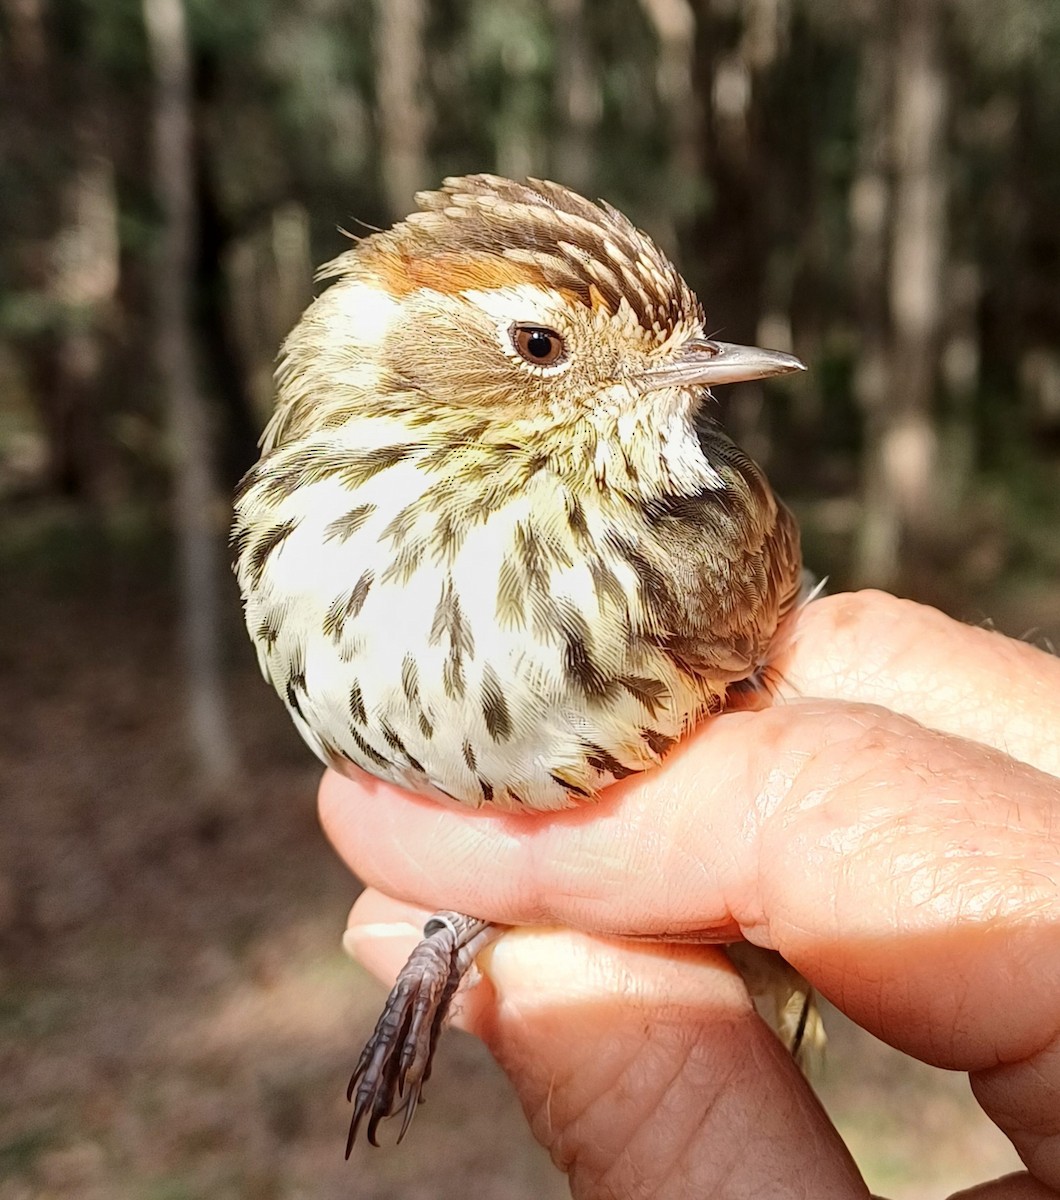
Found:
650,777 -> 724,930
971,1031 -> 1060,1187
617,1034 -> 744,1200
1013,1036 -> 1060,1134
522,1039 -> 588,1144
454,948 -> 561,1113
600,1008 -> 784,1200
753,710 -> 1058,944
741,708 -> 912,946
524,805 -> 647,926
520,788 -> 701,933
736,1034 -> 820,1200
1001,933 -> 1060,1034
898,808 -> 1048,928
490,928 -> 865,1199
685,711 -> 1060,1073
429,785 -> 539,912
716,1021 -> 863,1200
522,951 -> 716,1163
575,1030 -> 707,1198
666,841 -> 720,934
919,957 -> 968,1066
477,932 -> 776,1197
775,592 -> 1060,780
554,1024 -> 691,1184
543,1073 -> 556,1140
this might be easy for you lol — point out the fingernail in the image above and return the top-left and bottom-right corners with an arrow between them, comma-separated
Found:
342,920 -> 420,959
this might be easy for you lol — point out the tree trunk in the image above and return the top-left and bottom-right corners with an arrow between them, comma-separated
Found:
549,0 -> 598,194
144,0 -> 237,786
687,0 -> 775,466
939,259 -> 980,520
47,134 -> 122,508
2,0 -> 122,507
638,0 -> 700,260
375,0 -> 429,217
856,0 -> 948,588
887,0 -> 947,522
639,0 -> 699,190
851,3 -> 896,585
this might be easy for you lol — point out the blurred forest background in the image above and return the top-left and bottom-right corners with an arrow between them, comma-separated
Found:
1,0 -> 1057,1198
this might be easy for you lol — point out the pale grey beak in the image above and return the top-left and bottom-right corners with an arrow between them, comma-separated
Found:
641,338 -> 805,389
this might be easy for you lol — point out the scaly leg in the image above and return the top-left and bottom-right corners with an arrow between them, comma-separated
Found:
347,911 -> 503,1150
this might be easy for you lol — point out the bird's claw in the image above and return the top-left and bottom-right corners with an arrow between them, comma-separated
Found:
346,929 -> 459,1150
346,911 -> 499,1151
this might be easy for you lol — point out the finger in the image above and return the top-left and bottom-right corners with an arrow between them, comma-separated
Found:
948,1172 -> 1060,1199
320,702 -> 1060,1074
971,1033 -> 1060,1193
771,590 -> 1060,778
345,889 -> 868,1200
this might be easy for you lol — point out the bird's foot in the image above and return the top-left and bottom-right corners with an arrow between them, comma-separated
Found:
346,910 -> 500,1151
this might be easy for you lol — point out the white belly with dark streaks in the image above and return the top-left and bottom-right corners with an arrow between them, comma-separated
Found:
237,441 -> 718,812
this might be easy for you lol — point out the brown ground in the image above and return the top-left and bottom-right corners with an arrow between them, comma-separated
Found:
0,535 -> 1043,1200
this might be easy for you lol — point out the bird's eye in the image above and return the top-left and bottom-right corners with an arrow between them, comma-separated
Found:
511,325 -> 566,368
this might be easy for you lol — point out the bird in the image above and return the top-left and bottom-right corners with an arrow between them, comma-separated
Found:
232,174 -> 813,1150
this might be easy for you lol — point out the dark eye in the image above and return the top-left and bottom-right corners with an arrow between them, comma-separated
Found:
511,325 -> 566,367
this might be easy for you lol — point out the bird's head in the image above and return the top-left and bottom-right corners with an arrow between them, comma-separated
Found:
266,175 -> 802,451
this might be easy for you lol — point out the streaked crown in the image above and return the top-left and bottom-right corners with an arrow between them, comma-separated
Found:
344,174 -> 704,343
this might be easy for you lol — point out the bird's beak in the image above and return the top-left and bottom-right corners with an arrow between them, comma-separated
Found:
640,338 -> 805,390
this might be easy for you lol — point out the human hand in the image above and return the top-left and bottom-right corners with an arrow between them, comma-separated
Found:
320,590 -> 1060,1199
